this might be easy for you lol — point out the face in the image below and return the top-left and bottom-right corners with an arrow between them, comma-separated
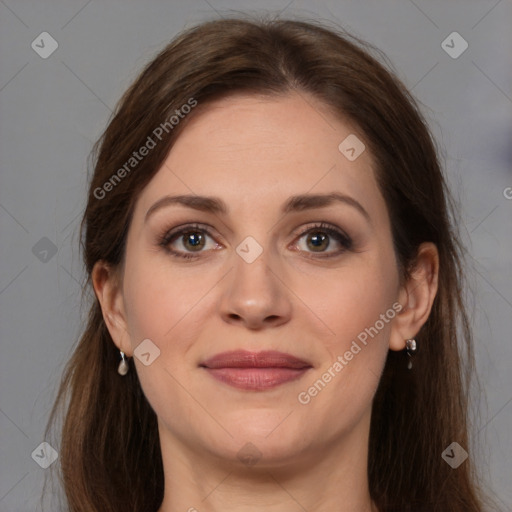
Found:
108,93 -> 405,467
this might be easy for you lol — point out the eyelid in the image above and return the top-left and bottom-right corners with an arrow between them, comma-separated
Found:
160,222 -> 219,243
292,221 -> 350,240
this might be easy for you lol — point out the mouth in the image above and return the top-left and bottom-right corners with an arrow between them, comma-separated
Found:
199,350 -> 313,391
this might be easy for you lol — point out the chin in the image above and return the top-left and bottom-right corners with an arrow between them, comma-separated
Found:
223,417 -> 312,461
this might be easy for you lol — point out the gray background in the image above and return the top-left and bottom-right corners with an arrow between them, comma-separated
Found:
0,0 -> 511,510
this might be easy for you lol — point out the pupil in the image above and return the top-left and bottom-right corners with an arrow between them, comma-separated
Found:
309,232 -> 328,251
185,232 -> 203,250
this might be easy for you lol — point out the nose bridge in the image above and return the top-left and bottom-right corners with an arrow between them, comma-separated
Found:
232,236 -> 278,301
219,234 -> 292,328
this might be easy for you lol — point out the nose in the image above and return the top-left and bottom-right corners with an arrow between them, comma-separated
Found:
218,249 -> 292,330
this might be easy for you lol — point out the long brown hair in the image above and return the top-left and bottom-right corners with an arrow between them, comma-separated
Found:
46,17 -> 492,511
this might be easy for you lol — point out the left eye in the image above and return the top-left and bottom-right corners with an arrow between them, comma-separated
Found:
293,224 -> 352,256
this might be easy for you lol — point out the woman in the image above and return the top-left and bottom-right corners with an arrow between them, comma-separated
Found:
46,17 -> 492,512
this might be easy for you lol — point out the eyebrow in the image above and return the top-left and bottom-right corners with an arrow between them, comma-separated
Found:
145,192 -> 371,223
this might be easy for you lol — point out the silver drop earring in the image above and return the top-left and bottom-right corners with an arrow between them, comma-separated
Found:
406,339 -> 417,370
117,351 -> 129,376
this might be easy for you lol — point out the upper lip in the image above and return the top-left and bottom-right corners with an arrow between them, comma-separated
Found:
200,350 -> 312,369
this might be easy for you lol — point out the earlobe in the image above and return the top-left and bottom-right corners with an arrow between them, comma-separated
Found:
91,261 -> 132,356
389,242 -> 439,351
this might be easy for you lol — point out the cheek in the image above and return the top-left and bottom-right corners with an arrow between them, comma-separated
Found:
122,272 -> 171,411
292,250 -> 398,409
293,253 -> 398,349
330,278 -> 397,351
121,247 -> 209,345
120,253 -> 214,425
122,265 -> 174,346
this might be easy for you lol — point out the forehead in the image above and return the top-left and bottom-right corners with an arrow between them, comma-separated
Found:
134,92 -> 384,221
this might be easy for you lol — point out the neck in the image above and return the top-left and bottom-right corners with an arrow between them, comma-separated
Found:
157,411 -> 376,512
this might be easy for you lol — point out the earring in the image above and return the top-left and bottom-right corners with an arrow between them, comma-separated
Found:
117,351 -> 129,376
406,339 -> 417,370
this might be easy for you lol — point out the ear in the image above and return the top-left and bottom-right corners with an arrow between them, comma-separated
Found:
389,242 -> 439,351
91,260 -> 132,356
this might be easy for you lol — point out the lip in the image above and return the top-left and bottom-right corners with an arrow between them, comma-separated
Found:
200,350 -> 312,391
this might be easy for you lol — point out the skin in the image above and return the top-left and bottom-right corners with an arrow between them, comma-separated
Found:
93,92 -> 439,512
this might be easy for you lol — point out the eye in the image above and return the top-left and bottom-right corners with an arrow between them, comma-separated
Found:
159,224 -> 221,259
293,222 -> 353,258
159,221 -> 353,261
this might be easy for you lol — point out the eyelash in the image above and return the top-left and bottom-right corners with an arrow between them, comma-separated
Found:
158,222 -> 353,260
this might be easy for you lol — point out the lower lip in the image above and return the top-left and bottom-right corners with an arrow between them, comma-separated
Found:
203,367 -> 310,390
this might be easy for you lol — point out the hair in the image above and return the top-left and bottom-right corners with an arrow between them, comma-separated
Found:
46,16 -> 492,512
